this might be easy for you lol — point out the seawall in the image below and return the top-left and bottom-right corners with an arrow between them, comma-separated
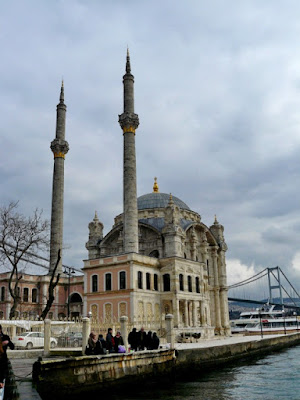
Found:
175,333 -> 300,373
33,349 -> 175,399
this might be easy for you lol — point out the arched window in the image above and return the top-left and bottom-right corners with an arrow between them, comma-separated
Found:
146,273 -> 151,290
149,250 -> 159,258
1,287 -> 5,302
92,275 -> 98,292
119,271 -> 126,290
188,276 -> 192,292
179,274 -> 184,291
69,293 -> 82,303
154,274 -> 158,291
105,273 -> 112,291
195,277 -> 200,293
32,288 -> 37,303
138,271 -> 143,289
163,274 -> 170,291
23,288 -> 29,302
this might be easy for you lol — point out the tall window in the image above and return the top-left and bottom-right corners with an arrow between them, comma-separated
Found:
163,274 -> 170,292
32,288 -> 37,303
92,275 -> 98,292
179,274 -> 184,291
188,276 -> 192,292
105,273 -> 112,291
154,274 -> 158,291
23,288 -> 29,302
207,259 -> 210,275
119,271 -> 126,290
0,287 -> 5,301
146,273 -> 151,290
138,271 -> 143,289
195,277 -> 200,293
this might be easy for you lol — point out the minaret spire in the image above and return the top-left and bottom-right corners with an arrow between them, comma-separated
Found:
126,48 -> 131,74
119,50 -> 139,253
49,82 -> 69,275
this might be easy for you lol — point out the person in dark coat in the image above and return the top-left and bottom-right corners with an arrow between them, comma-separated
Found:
106,328 -> 114,353
113,331 -> 124,353
0,339 -> 8,389
146,331 -> 153,350
0,325 -> 14,355
128,328 -> 138,351
152,332 -> 160,349
0,325 -> 14,390
138,327 -> 147,351
96,334 -> 106,354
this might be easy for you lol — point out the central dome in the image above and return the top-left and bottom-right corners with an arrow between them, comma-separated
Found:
137,192 -> 190,210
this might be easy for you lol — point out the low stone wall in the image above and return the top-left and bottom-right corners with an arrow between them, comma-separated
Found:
175,333 -> 300,372
33,349 -> 175,399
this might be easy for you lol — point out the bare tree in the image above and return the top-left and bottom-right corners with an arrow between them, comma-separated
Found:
0,202 -> 49,319
40,249 -> 61,320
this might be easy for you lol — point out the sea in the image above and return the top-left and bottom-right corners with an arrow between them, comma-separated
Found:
111,345 -> 300,400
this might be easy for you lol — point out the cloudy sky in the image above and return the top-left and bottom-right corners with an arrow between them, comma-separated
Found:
1,1 -> 300,298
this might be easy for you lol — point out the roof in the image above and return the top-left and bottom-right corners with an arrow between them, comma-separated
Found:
137,192 -> 190,210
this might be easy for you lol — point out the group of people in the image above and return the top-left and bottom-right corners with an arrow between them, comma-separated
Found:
0,324 -> 14,390
128,327 -> 160,351
85,327 -> 160,356
85,328 -> 125,355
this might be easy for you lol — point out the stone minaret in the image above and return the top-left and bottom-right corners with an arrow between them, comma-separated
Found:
118,49 -> 139,253
49,82 -> 69,275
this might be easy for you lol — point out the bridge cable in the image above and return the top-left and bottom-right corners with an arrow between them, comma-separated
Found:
228,268 -> 268,289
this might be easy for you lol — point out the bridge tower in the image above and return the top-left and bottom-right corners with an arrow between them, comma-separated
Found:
268,267 -> 284,306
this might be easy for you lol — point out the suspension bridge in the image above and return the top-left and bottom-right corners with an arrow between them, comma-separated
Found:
228,266 -> 300,311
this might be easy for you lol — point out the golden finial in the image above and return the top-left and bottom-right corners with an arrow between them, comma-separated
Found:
214,214 -> 219,224
153,177 -> 159,193
94,211 -> 98,220
168,193 -> 174,205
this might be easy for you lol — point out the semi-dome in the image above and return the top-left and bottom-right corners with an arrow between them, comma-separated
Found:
137,192 -> 190,211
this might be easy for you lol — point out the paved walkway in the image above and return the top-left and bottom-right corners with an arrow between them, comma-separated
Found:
174,333 -> 286,350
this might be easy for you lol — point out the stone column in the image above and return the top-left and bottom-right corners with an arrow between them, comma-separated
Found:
175,299 -> 180,328
119,50 -> 139,254
184,300 -> 189,327
120,315 -> 129,351
49,82 -> 69,275
82,317 -> 90,355
44,319 -> 51,355
200,301 -> 205,326
193,300 -> 198,327
165,314 -> 175,349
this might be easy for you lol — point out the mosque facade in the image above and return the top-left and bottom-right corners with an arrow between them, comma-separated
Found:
83,52 -> 231,338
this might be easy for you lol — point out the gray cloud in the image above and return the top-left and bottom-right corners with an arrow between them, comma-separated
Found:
1,1 -> 300,297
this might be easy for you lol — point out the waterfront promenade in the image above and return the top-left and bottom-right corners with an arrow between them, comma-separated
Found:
7,333 -> 300,400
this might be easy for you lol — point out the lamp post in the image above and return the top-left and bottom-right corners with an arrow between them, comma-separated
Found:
293,312 -> 298,332
256,308 -> 263,339
282,309 -> 286,335
64,266 -> 75,319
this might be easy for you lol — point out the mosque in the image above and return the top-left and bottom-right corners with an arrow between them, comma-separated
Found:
83,51 -> 231,338
0,51 -> 230,338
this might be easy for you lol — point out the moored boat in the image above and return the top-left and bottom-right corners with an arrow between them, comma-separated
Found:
245,317 -> 300,335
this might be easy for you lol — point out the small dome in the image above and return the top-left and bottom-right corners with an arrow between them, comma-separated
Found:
137,192 -> 190,210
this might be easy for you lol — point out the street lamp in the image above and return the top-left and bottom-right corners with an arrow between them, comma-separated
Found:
256,308 -> 263,339
293,312 -> 298,332
282,309 -> 286,335
64,266 -> 75,319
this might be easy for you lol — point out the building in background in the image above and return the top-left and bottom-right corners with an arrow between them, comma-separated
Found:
83,51 -> 231,338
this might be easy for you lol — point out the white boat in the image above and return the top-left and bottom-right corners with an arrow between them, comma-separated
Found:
245,317 -> 300,335
230,305 -> 285,334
